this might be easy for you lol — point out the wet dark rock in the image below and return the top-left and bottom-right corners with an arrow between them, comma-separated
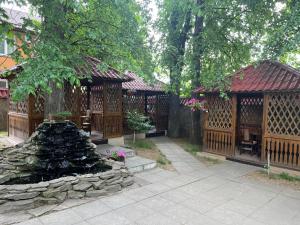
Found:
1,122 -> 111,184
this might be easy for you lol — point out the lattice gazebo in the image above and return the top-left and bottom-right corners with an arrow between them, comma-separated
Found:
2,57 -> 131,141
122,72 -> 169,134
195,60 -> 300,170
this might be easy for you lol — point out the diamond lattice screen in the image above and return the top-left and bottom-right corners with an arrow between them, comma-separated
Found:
106,83 -> 121,113
80,86 -> 88,114
9,92 -> 28,114
123,94 -> 145,114
207,95 -> 233,129
64,85 -> 80,114
157,94 -> 169,114
91,85 -> 103,112
33,94 -> 44,116
266,93 -> 300,136
239,96 -> 263,125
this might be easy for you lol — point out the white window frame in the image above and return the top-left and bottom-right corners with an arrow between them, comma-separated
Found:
0,79 -> 8,88
0,36 -> 16,56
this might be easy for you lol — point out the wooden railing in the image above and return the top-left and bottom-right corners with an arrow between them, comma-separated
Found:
204,128 -> 234,156
8,112 -> 29,140
91,112 -> 103,133
103,114 -> 122,138
262,135 -> 300,169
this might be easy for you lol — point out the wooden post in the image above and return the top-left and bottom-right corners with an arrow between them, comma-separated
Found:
103,82 -> 107,138
87,85 -> 91,110
261,94 -> 269,162
230,94 -> 237,156
144,93 -> 148,116
28,95 -> 34,136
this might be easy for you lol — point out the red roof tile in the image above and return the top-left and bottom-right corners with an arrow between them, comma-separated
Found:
78,57 -> 131,82
0,88 -> 8,98
195,60 -> 300,93
1,57 -> 131,82
122,72 -> 165,92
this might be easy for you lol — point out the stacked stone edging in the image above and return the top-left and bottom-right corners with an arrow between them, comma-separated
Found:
0,159 -> 134,213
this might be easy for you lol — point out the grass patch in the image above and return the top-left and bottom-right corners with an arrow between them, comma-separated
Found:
197,156 -> 221,165
260,171 -> 300,182
247,170 -> 300,190
125,138 -> 174,171
127,139 -> 155,150
172,138 -> 201,156
0,131 -> 8,137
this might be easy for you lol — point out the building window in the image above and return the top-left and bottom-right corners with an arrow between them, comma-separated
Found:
0,38 -> 16,55
0,40 -> 5,55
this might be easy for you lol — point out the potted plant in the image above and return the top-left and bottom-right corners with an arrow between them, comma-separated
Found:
126,111 -> 153,143
110,150 -> 126,162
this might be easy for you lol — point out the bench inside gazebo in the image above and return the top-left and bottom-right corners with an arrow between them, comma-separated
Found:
122,71 -> 169,136
3,57 -> 132,145
196,60 -> 300,170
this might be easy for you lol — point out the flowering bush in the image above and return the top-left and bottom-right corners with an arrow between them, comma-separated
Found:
111,150 -> 126,161
184,98 -> 207,112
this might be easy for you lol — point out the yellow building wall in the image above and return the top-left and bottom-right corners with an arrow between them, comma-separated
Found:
0,32 -> 26,71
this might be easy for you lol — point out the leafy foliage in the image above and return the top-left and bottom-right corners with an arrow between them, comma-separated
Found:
0,0 -> 154,101
155,0 -> 299,95
127,110 -> 153,133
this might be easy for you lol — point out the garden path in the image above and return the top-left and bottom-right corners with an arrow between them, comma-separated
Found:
8,137 -> 300,225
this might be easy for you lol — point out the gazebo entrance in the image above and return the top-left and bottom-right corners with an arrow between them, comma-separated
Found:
200,61 -> 300,171
235,94 -> 263,162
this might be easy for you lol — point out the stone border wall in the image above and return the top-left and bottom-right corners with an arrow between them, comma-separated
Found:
0,159 -> 134,213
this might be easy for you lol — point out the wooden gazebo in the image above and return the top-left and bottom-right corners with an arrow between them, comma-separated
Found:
122,72 -> 169,134
196,60 -> 300,170
3,57 -> 131,141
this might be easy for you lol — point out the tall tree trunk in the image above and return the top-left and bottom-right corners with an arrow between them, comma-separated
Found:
167,8 -> 192,138
42,1 -> 68,118
190,0 -> 204,144
44,83 -> 65,118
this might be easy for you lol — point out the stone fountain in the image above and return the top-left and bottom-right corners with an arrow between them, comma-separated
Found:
0,122 -> 133,212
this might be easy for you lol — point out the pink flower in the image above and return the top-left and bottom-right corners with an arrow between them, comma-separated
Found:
117,150 -> 126,158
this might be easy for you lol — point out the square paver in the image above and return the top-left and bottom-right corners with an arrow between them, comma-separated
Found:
71,199 -> 112,220
86,211 -> 133,225
135,212 -> 181,225
39,208 -> 83,225
114,202 -> 155,221
100,193 -> 135,209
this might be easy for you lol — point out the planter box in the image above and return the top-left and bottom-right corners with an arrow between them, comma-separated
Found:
135,133 -> 146,139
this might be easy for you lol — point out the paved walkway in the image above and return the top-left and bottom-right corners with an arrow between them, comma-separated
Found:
7,137 -> 300,225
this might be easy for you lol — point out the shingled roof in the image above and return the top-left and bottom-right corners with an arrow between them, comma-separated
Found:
122,71 -> 165,92
195,60 -> 300,93
78,57 -> 132,83
3,8 -> 40,29
1,57 -> 132,83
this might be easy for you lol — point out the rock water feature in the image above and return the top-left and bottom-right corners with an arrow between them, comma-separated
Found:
0,122 -> 134,212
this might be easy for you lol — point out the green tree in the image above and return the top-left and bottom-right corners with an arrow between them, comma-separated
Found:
0,0 -> 154,116
127,111 -> 153,143
155,0 -> 299,140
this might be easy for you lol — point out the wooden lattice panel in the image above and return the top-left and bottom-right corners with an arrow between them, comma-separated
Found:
106,83 -> 122,113
157,94 -> 169,115
32,94 -> 44,116
9,92 -> 28,114
239,96 -> 263,126
207,95 -> 233,129
64,85 -> 80,115
123,94 -> 145,114
91,85 -> 103,112
266,93 -> 300,136
80,86 -> 88,114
